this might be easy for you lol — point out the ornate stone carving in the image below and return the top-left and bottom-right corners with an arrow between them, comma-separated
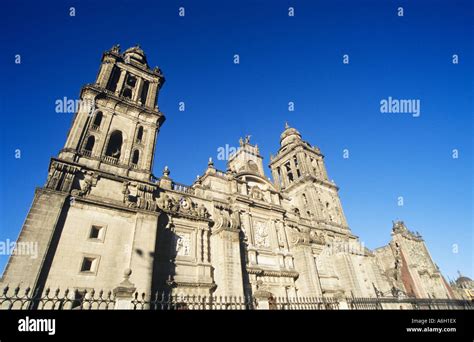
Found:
157,193 -> 210,219
309,230 -> 326,245
121,181 -> 137,208
249,186 -> 264,201
46,161 -> 79,192
175,232 -> 191,256
254,221 -> 270,248
71,171 -> 99,197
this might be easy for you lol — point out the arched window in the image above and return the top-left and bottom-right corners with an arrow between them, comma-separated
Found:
105,131 -> 123,159
84,136 -> 95,152
93,112 -> 103,127
132,150 -> 140,165
136,126 -> 144,142
247,160 -> 259,173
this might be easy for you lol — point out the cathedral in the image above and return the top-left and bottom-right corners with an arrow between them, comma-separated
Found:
0,45 -> 455,301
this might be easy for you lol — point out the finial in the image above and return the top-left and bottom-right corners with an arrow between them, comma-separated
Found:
208,157 -> 214,167
163,165 -> 170,176
285,122 -> 290,129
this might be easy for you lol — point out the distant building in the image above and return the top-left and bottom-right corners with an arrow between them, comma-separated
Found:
0,45 -> 455,301
450,272 -> 474,300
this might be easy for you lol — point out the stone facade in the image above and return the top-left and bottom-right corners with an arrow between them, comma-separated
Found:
0,45 -> 455,301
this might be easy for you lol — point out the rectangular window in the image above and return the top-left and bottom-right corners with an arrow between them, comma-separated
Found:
80,256 -> 98,273
89,225 -> 104,240
88,224 -> 106,242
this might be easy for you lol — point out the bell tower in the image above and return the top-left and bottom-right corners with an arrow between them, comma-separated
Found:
269,123 -> 329,189
270,123 -> 349,229
59,44 -> 165,181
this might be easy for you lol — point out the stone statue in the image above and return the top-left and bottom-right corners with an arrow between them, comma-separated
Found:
111,44 -> 120,53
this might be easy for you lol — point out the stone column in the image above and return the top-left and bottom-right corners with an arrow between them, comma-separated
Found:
115,69 -> 127,96
292,243 -> 323,297
271,168 -> 280,189
289,157 -> 298,179
197,227 -> 204,263
97,61 -> 114,88
254,290 -> 272,310
210,216 -> 244,297
133,77 -> 144,102
202,227 -> 210,263
146,81 -> 158,108
297,152 -> 309,174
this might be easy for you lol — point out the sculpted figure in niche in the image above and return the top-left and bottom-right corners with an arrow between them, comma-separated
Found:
175,233 -> 191,257
197,204 -> 209,218
254,221 -> 270,248
276,224 -> 286,248
250,186 -> 264,201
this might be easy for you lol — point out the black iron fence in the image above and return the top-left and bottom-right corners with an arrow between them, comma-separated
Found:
347,297 -> 472,310
0,285 -> 115,310
1,285 -> 471,310
132,292 -> 255,310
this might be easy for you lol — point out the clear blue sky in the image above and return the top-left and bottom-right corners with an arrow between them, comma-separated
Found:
0,0 -> 472,281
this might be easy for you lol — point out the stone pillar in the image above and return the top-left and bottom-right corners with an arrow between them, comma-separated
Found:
297,152 -> 309,174
210,221 -> 244,297
197,227 -> 204,263
271,168 -> 280,189
113,269 -> 136,310
133,77 -> 143,102
335,292 -> 349,309
97,61 -> 114,88
292,244 -> 323,297
115,69 -> 127,96
289,157 -> 298,179
202,227 -> 210,263
159,167 -> 172,189
320,158 -> 329,180
245,212 -> 255,246
254,290 -> 272,310
146,81 -> 158,108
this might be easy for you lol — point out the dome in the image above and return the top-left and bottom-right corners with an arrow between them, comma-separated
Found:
123,45 -> 147,65
456,276 -> 472,286
280,123 -> 302,146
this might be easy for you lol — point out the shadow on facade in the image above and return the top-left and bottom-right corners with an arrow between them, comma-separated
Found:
151,213 -> 177,295
32,195 -> 71,309
239,230 -> 253,298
